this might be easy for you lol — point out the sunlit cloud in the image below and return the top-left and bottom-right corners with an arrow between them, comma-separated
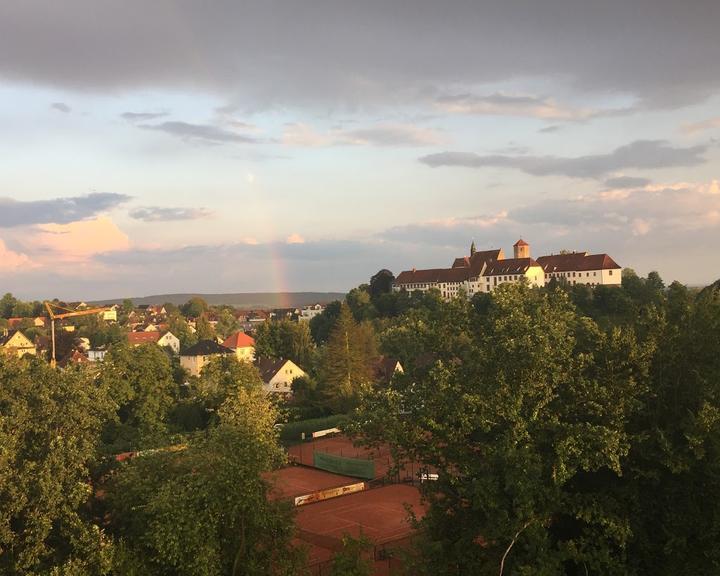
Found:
282,123 -> 443,147
25,216 -> 130,264
0,238 -> 34,271
682,117 -> 720,134
286,233 -> 305,244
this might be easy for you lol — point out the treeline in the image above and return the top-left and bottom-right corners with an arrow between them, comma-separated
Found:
350,272 -> 720,575
0,346 -> 305,575
3,271 -> 720,574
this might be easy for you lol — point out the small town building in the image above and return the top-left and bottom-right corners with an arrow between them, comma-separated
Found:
87,347 -> 108,362
393,239 -> 620,299
180,339 -> 234,377
373,356 -> 404,384
127,330 -> 180,354
0,330 -> 37,357
299,304 -> 324,322
256,357 -> 307,396
222,331 -> 256,362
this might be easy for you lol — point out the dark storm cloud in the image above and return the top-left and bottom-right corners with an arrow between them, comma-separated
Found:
129,206 -> 211,222
419,140 -> 707,179
121,111 -> 168,122
50,102 -> 71,113
0,193 -> 130,227
138,121 -> 260,144
1,1 -> 719,109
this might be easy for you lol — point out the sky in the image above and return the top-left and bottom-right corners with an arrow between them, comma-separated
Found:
1,0 -> 719,300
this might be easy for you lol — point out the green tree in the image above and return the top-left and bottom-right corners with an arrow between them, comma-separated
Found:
624,279 -> 720,574
309,300 -> 341,344
0,356 -> 114,575
99,344 -> 179,451
255,319 -> 314,367
106,386 -> 304,576
0,292 -> 18,318
195,315 -> 215,341
353,284 -> 648,574
195,355 -> 264,414
346,286 -> 376,321
370,269 -> 395,299
320,303 -> 378,412
330,535 -> 373,576
181,297 -> 209,319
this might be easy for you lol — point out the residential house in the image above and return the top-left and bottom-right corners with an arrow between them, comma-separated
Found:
373,356 -> 404,384
127,330 -> 180,354
256,357 -> 307,396
102,309 -> 118,322
299,304 -> 324,322
0,330 -> 37,357
88,347 -> 108,362
180,339 -> 234,377
222,331 -> 256,363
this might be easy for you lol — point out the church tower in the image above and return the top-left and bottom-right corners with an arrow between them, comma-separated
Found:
513,238 -> 530,259
470,240 -> 476,256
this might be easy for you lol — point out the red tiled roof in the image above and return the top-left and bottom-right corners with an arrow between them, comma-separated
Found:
514,239 -> 529,246
222,331 -> 255,349
451,256 -> 470,268
395,267 -> 470,285
483,258 -> 540,276
536,253 -> 620,272
468,249 -> 502,277
127,332 -> 161,345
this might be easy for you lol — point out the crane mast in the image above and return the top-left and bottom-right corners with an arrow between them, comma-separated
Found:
44,301 -> 111,368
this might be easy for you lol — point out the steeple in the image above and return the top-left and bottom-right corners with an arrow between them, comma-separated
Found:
470,240 -> 476,256
513,238 -> 530,259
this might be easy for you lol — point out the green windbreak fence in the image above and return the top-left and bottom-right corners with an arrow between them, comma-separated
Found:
313,451 -> 375,480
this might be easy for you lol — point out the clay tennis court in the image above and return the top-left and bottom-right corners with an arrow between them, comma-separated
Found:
266,466 -> 360,501
296,483 -> 424,545
288,434 -> 428,481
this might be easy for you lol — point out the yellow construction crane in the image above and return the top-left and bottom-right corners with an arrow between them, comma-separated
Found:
44,301 -> 111,368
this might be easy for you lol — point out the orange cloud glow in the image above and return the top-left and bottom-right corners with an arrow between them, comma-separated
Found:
28,216 -> 130,263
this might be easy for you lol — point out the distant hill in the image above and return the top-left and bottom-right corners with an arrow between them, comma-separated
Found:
90,292 -> 345,309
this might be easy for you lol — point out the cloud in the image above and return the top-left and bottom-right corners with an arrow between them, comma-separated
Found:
3,2 -> 718,110
382,212 -> 509,247
138,121 -> 259,144
419,140 -> 707,179
682,117 -> 720,134
604,176 -> 652,189
435,92 -> 596,120
511,180 -> 720,232
23,216 -> 130,264
129,206 -> 212,222
121,111 -> 168,122
282,123 -> 442,147
50,102 -> 71,113
0,193 -> 130,227
286,233 -> 305,244
88,238 -> 404,296
0,238 -> 34,271
538,125 -> 562,134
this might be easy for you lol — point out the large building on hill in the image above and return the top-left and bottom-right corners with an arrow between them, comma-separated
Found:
393,239 -> 621,299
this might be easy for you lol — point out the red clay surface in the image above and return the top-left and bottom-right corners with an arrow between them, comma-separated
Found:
295,484 -> 425,546
265,466 -> 360,501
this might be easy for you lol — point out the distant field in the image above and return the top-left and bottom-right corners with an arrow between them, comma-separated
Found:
90,292 -> 345,309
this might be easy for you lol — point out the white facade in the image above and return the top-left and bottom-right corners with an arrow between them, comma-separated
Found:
299,304 -> 324,322
88,349 -> 107,362
157,331 -> 180,354
393,240 -> 621,299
